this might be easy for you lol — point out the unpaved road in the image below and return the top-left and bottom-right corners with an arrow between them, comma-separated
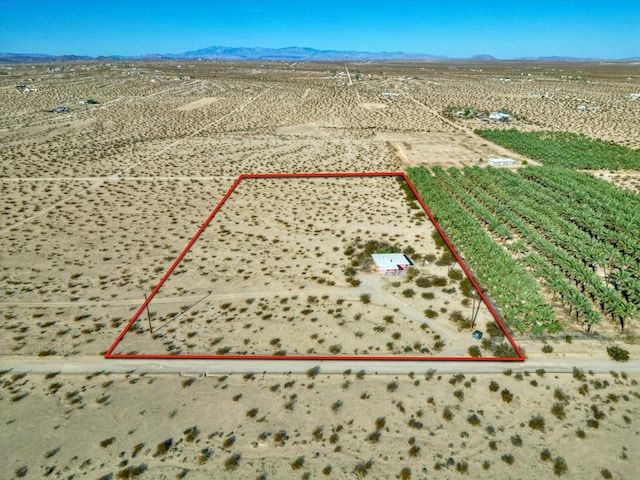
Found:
1,355 -> 638,376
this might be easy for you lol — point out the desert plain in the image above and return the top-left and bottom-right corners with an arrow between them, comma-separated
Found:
0,60 -> 639,479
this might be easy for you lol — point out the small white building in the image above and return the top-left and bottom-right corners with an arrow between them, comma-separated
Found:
372,253 -> 413,277
489,111 -> 510,122
488,157 -> 516,167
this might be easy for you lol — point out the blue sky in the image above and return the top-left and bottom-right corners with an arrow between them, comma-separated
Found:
1,1 -> 638,58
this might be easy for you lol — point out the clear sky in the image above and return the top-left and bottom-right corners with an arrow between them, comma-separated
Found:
1,0 -> 638,59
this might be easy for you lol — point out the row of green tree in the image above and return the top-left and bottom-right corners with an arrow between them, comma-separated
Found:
475,129 -> 640,169
407,167 -> 556,334
431,165 -> 638,333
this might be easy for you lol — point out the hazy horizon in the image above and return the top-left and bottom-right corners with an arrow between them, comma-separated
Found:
1,0 -> 638,59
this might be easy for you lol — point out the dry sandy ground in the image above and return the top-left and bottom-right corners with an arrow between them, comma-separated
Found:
0,60 -> 638,478
2,368 -> 638,479
111,175 -> 505,358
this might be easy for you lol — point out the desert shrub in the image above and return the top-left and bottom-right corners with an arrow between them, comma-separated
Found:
360,293 -> 371,304
375,417 -> 386,429
224,454 -> 241,471
197,447 -> 212,464
489,380 -> 500,392
501,389 -> 513,403
223,435 -> 235,448
416,277 -> 432,288
442,406 -> 454,421
422,292 -> 435,299
408,445 -> 420,457
554,388 -> 569,403
400,467 -> 411,479
431,230 -> 446,248
15,466 -> 28,478
100,437 -> 116,448
448,269 -> 463,281
541,448 -> 552,461
432,276 -> 448,287
322,465 -> 332,475
542,344 -> 553,353
468,345 -> 482,357
291,456 -> 305,470
116,464 -> 147,479
607,346 -> 629,362
601,468 -> 613,479
367,431 -> 381,443
331,400 -> 343,412
510,434 -> 523,447
551,403 -> 566,419
493,342 -> 518,358
353,459 -> 373,477
306,366 -> 320,378
424,309 -> 438,318
553,457 -> 568,476
436,250 -> 455,266
343,266 -> 356,277
453,389 -> 464,401
387,381 -> 399,392
402,288 -> 415,298
456,461 -> 468,473
155,438 -> 173,456
529,415 -> 545,432
501,454 -> 515,465
572,367 -> 586,381
576,428 -> 586,439
467,413 -> 481,426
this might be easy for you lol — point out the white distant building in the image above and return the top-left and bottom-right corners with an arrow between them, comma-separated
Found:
489,111 -> 510,122
371,253 -> 413,277
488,157 -> 516,167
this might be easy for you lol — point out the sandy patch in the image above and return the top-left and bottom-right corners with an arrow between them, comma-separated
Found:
175,97 -> 218,111
276,122 -> 327,137
360,102 -> 387,110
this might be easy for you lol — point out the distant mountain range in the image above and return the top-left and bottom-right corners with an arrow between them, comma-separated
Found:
0,46 -> 637,63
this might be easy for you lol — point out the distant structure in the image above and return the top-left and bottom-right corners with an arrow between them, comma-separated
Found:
488,157 -> 516,167
488,111 -> 510,122
15,85 -> 37,93
371,253 -> 413,277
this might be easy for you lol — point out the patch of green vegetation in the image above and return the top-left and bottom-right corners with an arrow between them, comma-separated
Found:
475,129 -> 640,169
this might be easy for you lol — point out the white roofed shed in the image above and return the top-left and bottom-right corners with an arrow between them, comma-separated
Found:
372,253 -> 413,276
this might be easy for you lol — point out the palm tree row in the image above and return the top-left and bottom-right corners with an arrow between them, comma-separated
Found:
437,167 -> 605,333
464,167 -> 639,299
407,167 -> 555,334
457,167 -> 637,331
475,129 -> 640,169
520,167 -> 640,232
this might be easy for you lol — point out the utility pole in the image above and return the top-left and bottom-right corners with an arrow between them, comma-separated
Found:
144,293 -> 152,334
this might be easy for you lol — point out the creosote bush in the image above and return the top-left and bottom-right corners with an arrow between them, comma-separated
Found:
607,346 -> 629,362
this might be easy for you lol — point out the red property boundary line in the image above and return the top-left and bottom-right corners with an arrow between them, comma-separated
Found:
106,172 -> 524,362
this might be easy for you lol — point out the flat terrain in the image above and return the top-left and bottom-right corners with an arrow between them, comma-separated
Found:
1,60 -> 639,479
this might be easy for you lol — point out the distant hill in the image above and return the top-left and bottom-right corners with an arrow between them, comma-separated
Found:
0,53 -> 92,63
167,45 -> 447,61
471,54 -> 497,60
0,46 -> 636,63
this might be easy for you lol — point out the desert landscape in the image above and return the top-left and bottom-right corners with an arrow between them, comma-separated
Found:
1,60 -> 639,479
